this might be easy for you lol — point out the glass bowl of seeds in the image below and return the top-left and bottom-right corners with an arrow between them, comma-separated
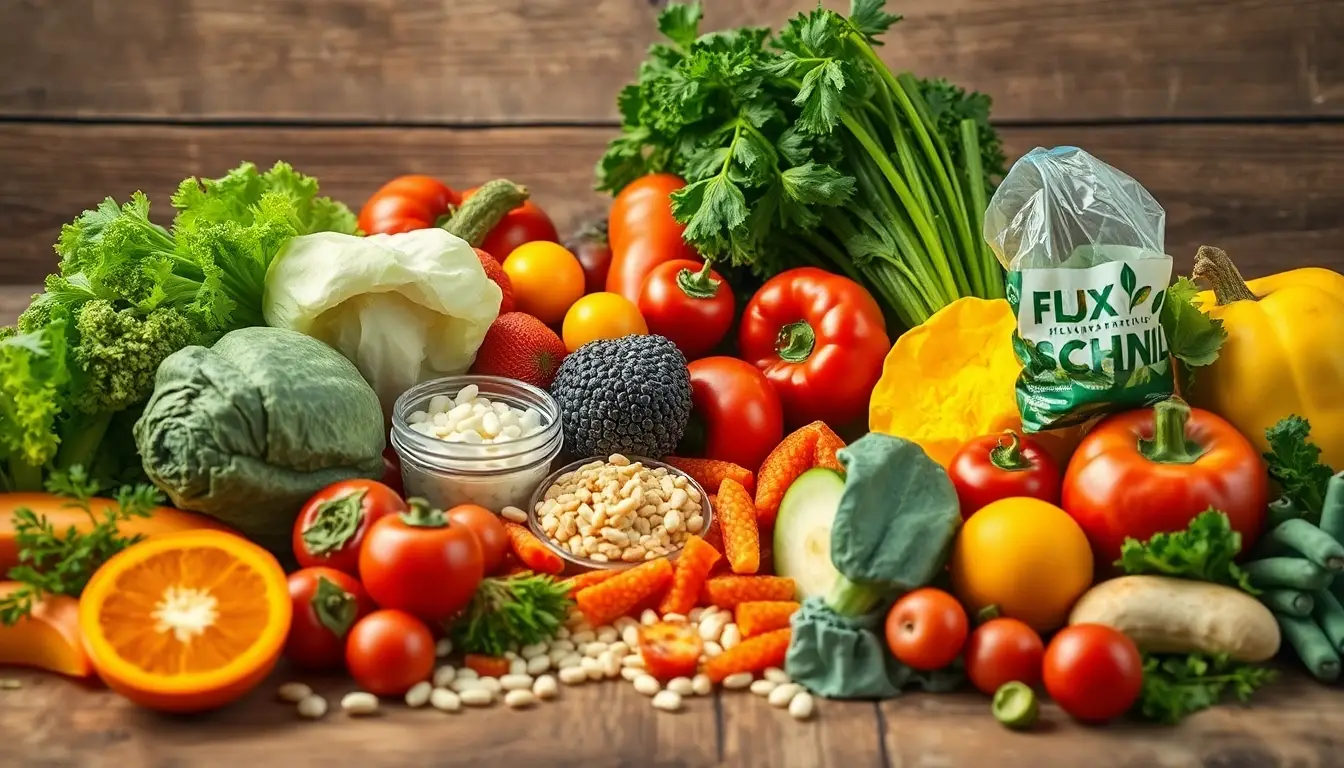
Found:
526,454 -> 715,572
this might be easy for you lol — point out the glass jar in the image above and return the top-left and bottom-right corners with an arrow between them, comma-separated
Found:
390,375 -> 563,512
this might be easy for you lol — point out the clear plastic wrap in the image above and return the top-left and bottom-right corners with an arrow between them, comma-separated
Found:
984,147 -> 1175,431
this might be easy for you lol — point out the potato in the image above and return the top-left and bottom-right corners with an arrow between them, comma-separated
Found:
1068,575 -> 1280,662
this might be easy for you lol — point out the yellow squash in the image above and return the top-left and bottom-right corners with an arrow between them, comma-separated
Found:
1189,246 -> 1344,469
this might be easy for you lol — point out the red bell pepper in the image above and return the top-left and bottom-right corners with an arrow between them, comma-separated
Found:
738,267 -> 890,428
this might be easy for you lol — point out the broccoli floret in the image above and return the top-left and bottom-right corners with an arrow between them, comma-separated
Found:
71,300 -> 202,415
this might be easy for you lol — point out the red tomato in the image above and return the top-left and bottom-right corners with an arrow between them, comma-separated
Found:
883,588 -> 969,671
1043,624 -> 1143,723
638,621 -> 704,681
567,221 -> 614,295
1062,396 -> 1268,564
358,499 -> 485,623
606,174 -> 700,303
963,618 -> 1045,695
681,357 -> 785,471
344,609 -> 436,696
445,504 -> 508,575
293,480 -> 408,576
739,267 -> 891,428
462,186 -> 559,261
949,431 -> 1062,520
358,175 -> 460,235
638,259 -> 735,360
285,567 -> 377,672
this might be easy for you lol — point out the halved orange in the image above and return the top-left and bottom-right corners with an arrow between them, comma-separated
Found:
0,581 -> 92,677
78,530 -> 291,713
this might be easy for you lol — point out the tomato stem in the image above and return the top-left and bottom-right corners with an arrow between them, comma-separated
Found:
442,179 -> 530,249
401,497 -> 449,528
312,576 -> 359,637
1191,245 -> 1257,306
988,431 -> 1032,472
1137,397 -> 1207,465
775,320 -> 816,363
676,261 -> 721,300
300,490 -> 367,555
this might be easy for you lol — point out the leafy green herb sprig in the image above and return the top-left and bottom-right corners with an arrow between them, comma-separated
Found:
1116,508 -> 1258,594
1263,415 -> 1334,524
449,574 -> 574,657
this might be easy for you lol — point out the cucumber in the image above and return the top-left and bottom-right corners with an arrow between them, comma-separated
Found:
773,468 -> 845,601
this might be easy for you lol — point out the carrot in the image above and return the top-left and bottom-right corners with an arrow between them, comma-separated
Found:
574,558 -> 674,626
562,569 -> 619,596
754,425 -> 822,527
502,521 -> 565,575
704,628 -> 791,683
716,478 -> 760,574
658,535 -> 721,615
664,457 -> 756,496
703,575 -> 797,610
812,423 -> 847,473
463,654 -> 511,678
735,600 -> 801,637
0,493 -> 231,575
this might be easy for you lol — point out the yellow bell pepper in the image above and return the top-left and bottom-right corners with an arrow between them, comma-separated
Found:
1189,246 -> 1344,469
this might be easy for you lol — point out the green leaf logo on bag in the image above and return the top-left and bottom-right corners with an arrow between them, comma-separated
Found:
1007,253 -> 1176,432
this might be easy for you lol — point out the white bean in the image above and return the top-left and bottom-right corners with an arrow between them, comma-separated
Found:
720,624 -> 742,649
456,668 -> 479,681
451,679 -> 492,693
721,672 -> 753,690
600,650 -> 621,678
651,690 -> 683,712
341,692 -> 379,716
633,674 -> 662,696
460,688 -> 496,707
296,695 -> 327,719
789,691 -> 815,720
550,638 -> 577,652
692,674 -> 712,696
662,612 -> 687,623
430,688 -> 462,713
689,607 -> 705,623
769,683 -> 802,708
520,642 -> 549,659
533,675 -> 559,700
581,656 -> 604,681
582,641 -> 609,658
764,667 -> 790,684
501,506 -> 529,524
640,609 -> 659,626
622,654 -> 645,669
608,641 -> 630,658
596,626 -> 620,644
703,640 -> 723,657
571,630 -> 597,644
557,654 -> 584,670
277,682 -> 312,703
435,638 -> 454,658
500,674 -> 535,691
508,658 -> 528,676
405,681 -> 433,708
558,666 -> 589,685
526,655 -> 552,675
622,625 -> 642,647
666,677 -> 694,696
750,679 -> 777,696
505,689 -> 537,708
621,667 -> 644,682
698,613 -> 727,642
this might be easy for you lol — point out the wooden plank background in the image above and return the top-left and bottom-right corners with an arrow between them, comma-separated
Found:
0,0 -> 1341,288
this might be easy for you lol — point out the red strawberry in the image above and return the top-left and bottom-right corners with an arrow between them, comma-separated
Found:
475,248 -> 515,314
470,312 -> 567,388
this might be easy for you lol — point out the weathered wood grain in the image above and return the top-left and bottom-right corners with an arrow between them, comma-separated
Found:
1,122 -> 1340,286
0,286 -> 32,325
0,0 -> 1338,123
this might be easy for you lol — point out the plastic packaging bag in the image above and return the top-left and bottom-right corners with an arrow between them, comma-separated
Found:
984,147 -> 1175,431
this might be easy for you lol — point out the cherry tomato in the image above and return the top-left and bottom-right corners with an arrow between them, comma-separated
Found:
638,621 -> 704,681
606,174 -> 700,302
567,220 -> 613,295
963,618 -> 1045,695
1043,624 -> 1143,723
502,241 -> 586,325
285,567 -> 377,671
679,357 -> 784,471
884,588 -> 969,671
445,504 -> 509,575
638,259 -> 735,361
462,186 -> 559,261
344,609 -> 436,696
358,175 -> 460,235
949,431 -> 1062,520
562,292 -> 648,352
293,480 -> 408,576
358,499 -> 485,623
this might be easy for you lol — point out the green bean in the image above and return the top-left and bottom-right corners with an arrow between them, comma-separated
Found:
1260,589 -> 1314,617
1268,496 -> 1303,529
1275,612 -> 1341,682
1244,557 -> 1334,591
1262,519 -> 1344,571
1315,589 -> 1344,653
1321,472 -> 1344,544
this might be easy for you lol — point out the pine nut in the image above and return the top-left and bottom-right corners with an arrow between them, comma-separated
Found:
596,626 -> 620,643
633,674 -> 662,696
526,655 -> 552,675
435,638 -> 454,658
764,667 -> 790,684
520,642 -> 549,659
500,674 -> 535,691
666,677 -> 694,696
581,656 -> 604,681
703,640 -> 723,657
341,692 -> 379,716
296,695 -> 327,719
557,654 -> 584,669
641,609 -> 659,626
621,667 -> 644,681
430,688 -> 462,713
558,666 -> 589,685
405,681 -> 433,708
789,692 -> 815,720
622,653 -> 645,668
692,674 -> 712,696
750,679 -> 777,696
652,690 -> 683,712
662,612 -> 687,623
433,665 -> 457,688
505,689 -> 537,709
501,506 -> 529,524
769,683 -> 801,708
722,672 -> 753,690
571,630 -> 596,644
720,624 -> 742,649
456,668 -> 479,681
533,675 -> 558,700
622,625 -> 641,647
583,641 -> 609,658
460,688 -> 496,707
277,682 -> 313,703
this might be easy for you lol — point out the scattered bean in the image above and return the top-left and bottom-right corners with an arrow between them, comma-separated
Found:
571,630 -> 597,644
456,668 -> 479,681
435,638 -> 454,658
451,679 -> 492,694
789,692 -> 815,720
764,667 -> 790,684
633,674 -> 662,696
501,506 -> 529,524
433,665 -> 457,688
505,689 -> 537,709
430,688 -> 462,713
526,655 -> 552,675
557,654 -> 584,670
533,675 -> 559,700
666,677 -> 694,696
750,679 -> 777,696
341,692 -> 379,716
652,690 -> 683,712
692,674 -> 712,696
621,667 -> 644,682
622,625 -> 642,647
460,688 -> 496,707
769,683 -> 802,708
663,612 -> 687,624
583,641 -> 609,658
600,650 -> 622,678
698,613 -> 727,642
581,656 -> 605,681
277,682 -> 312,703
558,667 -> 589,685
622,654 -> 645,669
720,624 -> 742,649
500,674 -> 535,691
405,681 -> 433,708
641,609 -> 659,626
297,695 -> 328,720
721,672 -> 753,690
703,641 -> 723,657
596,626 -> 620,644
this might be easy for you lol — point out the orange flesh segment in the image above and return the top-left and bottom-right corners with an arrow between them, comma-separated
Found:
97,546 -> 271,675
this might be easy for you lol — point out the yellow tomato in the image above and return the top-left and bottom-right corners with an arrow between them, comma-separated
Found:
562,292 -> 648,352
502,242 -> 586,325
950,497 -> 1094,632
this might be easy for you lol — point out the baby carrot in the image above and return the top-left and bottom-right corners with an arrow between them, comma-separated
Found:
659,535 -> 721,616
502,521 -> 565,575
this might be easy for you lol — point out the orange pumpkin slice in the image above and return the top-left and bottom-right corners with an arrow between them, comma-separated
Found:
78,530 -> 291,713
0,581 -> 92,677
